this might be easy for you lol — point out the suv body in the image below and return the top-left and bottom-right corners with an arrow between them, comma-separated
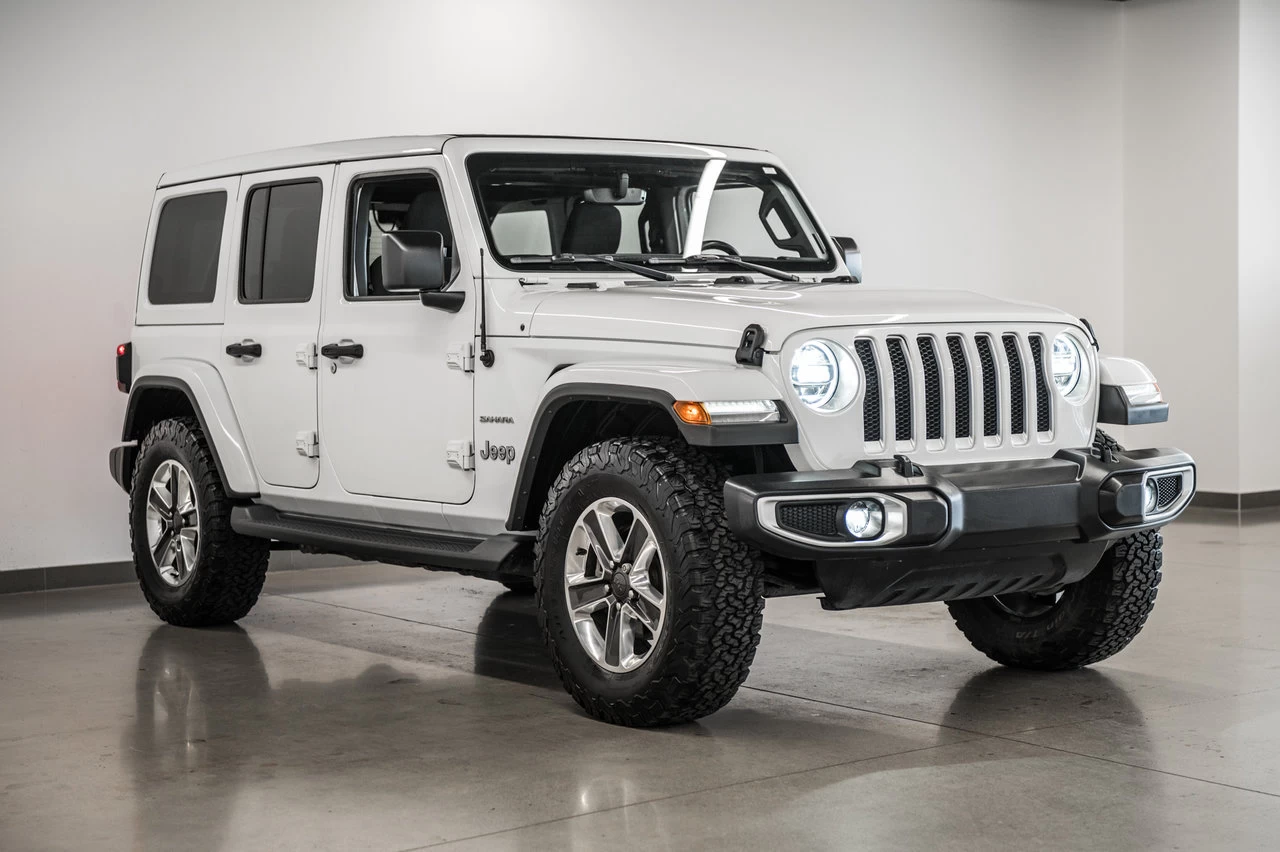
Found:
111,136 -> 1194,726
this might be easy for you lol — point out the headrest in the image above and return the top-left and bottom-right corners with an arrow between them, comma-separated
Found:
404,191 -> 451,240
562,203 -> 621,255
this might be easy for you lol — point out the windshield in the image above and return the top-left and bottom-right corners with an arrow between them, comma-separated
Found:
467,153 -> 834,273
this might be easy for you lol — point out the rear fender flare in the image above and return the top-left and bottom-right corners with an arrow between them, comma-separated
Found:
124,360 -> 259,497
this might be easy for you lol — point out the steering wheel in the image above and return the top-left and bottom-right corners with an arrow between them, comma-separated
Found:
700,240 -> 740,256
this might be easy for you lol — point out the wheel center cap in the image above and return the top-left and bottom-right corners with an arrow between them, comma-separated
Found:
610,564 -> 632,600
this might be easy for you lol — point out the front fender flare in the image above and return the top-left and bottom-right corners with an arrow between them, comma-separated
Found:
506,364 -> 798,531
124,360 -> 259,497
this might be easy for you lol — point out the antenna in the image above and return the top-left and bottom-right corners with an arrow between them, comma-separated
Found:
478,248 -> 495,368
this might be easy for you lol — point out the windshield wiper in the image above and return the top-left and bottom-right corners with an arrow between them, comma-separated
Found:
529,253 -> 674,282
656,254 -> 800,283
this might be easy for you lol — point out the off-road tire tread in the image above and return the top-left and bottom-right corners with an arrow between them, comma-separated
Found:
946,429 -> 1163,670
131,417 -> 269,627
535,438 -> 765,727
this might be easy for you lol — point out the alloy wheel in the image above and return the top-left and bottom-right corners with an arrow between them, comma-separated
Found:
145,460 -> 200,587
563,497 -> 667,673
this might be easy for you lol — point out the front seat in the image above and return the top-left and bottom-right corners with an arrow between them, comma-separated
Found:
561,202 -> 621,254
368,188 -> 454,295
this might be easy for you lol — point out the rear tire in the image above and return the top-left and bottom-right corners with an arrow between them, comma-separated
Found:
535,438 -> 765,726
130,417 -> 270,627
946,430 -> 1163,669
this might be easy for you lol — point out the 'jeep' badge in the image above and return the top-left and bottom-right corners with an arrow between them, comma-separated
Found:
480,440 -> 516,464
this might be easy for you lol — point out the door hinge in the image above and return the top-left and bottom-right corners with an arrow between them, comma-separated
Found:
446,342 -> 475,373
295,430 -> 319,458
296,342 -> 318,370
446,439 -> 474,470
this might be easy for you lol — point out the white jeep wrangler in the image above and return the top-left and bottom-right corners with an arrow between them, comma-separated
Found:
111,135 -> 1195,726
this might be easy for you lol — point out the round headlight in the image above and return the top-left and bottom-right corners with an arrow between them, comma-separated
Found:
790,341 -> 839,408
1051,333 -> 1085,398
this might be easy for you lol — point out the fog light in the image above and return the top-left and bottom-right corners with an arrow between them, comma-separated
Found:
844,499 -> 885,539
1143,480 -> 1159,515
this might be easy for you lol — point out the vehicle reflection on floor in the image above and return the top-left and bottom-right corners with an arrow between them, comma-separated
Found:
121,589 -> 1156,851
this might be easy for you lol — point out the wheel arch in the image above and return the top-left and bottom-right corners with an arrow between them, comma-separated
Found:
123,363 -> 259,498
506,366 -> 797,531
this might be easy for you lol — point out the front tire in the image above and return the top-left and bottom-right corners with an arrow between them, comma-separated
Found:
947,430 -> 1162,669
535,438 -> 765,726
130,417 -> 270,627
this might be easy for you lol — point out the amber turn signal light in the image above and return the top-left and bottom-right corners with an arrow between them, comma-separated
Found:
672,401 -> 711,426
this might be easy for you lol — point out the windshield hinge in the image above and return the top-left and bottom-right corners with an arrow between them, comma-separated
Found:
735,324 -> 767,367
295,430 -> 319,458
295,342 -> 318,370
446,343 -> 475,373
446,439 -> 475,471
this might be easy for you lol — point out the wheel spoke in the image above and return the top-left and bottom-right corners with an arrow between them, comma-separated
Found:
582,507 -> 623,564
617,605 -> 639,666
629,563 -> 663,609
151,530 -> 174,568
148,484 -> 172,519
567,578 -> 610,614
168,469 -> 180,515
176,472 -> 196,518
147,473 -> 172,514
620,519 -> 651,566
603,603 -> 622,667
178,528 -> 198,572
621,600 -> 653,632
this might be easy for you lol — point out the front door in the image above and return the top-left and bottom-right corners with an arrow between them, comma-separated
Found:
221,166 -> 332,489
318,157 -> 476,504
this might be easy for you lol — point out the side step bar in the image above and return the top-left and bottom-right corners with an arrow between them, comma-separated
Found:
230,505 -> 534,580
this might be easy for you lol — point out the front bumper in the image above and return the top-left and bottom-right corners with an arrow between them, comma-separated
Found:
725,446 -> 1194,609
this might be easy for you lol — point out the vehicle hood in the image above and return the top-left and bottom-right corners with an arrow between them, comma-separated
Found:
525,282 -> 1080,349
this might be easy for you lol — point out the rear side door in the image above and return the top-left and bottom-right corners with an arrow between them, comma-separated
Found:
220,166 -> 333,489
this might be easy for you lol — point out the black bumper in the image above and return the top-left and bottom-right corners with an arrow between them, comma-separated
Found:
725,446 -> 1194,610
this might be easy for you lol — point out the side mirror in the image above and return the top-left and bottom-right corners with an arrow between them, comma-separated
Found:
382,231 -> 448,293
833,236 -> 862,283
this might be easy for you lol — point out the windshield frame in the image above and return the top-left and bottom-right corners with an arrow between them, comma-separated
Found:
465,152 -> 839,276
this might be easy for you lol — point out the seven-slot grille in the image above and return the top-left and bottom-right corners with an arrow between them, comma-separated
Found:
856,331 -> 1056,451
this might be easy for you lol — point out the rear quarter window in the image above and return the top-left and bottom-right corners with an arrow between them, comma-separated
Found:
148,191 -> 227,305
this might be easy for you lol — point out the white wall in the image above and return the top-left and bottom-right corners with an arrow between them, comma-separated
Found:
1121,0 -> 1280,498
0,0 -> 1128,571
1238,0 -> 1280,494
1121,0 -> 1241,494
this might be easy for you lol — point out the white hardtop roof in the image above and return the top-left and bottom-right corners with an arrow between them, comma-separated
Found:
157,135 -> 768,188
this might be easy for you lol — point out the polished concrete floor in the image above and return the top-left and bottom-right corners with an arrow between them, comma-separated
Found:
3,508 -> 1279,850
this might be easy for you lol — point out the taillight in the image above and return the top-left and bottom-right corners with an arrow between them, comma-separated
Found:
116,342 -> 132,393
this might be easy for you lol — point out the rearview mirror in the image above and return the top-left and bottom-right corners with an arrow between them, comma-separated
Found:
382,230 -> 448,293
833,236 -> 862,283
